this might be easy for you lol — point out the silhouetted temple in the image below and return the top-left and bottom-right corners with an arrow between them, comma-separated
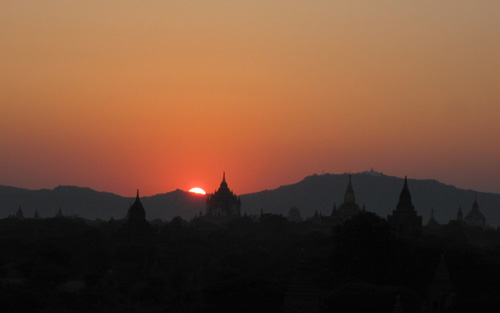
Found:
112,189 -> 153,288
464,194 -> 486,227
15,206 -> 24,220
56,207 -> 64,218
127,189 -> 147,224
428,209 -> 440,228
206,172 -> 241,217
331,202 -> 337,216
387,176 -> 422,238
425,255 -> 456,313
332,174 -> 361,222
118,189 -> 152,243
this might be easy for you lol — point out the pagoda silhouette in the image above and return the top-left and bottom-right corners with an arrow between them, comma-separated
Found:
331,174 -> 361,223
206,172 -> 241,218
387,176 -> 422,238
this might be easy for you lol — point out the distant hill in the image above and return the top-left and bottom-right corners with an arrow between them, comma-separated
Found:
1,171 -> 499,225
240,171 -> 500,226
0,186 -> 206,221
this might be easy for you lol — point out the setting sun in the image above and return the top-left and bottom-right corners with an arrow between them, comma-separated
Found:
189,187 -> 206,195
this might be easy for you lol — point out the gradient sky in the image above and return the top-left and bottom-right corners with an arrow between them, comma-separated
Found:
1,1 -> 499,196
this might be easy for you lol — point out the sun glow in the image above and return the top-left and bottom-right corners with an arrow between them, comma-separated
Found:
189,187 -> 206,195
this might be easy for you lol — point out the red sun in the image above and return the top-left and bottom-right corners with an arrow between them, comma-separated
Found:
189,187 -> 206,195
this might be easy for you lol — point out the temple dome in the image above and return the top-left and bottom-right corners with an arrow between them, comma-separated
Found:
465,194 -> 486,227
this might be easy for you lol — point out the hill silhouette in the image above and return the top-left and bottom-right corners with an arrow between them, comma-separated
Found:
1,171 -> 499,225
240,171 -> 500,226
0,186 -> 206,221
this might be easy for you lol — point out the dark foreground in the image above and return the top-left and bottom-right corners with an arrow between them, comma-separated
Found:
1,213 -> 500,312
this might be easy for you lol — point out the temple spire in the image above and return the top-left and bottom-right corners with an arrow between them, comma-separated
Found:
465,194 -> 486,227
397,176 -> 413,209
331,202 -> 337,216
127,189 -> 146,222
219,171 -> 228,189
343,174 -> 356,204
16,206 -> 25,220
388,175 -> 422,238
207,172 -> 241,217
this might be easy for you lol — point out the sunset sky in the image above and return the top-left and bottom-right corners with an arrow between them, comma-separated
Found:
1,1 -> 499,196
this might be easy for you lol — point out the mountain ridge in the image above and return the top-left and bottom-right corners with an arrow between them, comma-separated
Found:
1,172 -> 499,225
241,172 -> 500,226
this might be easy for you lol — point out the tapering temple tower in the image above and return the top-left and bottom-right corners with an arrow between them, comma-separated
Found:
16,206 -> 25,220
428,209 -> 440,228
334,174 -> 361,221
206,172 -> 241,217
127,189 -> 146,223
464,194 -> 486,227
331,202 -> 337,216
34,209 -> 40,219
387,176 -> 422,238
56,207 -> 64,218
117,189 -> 151,244
343,174 -> 356,204
426,255 -> 456,313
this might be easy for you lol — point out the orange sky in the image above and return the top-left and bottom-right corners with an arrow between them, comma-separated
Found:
1,1 -> 499,196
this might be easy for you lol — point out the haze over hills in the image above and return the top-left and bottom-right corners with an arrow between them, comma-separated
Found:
1,171 -> 499,226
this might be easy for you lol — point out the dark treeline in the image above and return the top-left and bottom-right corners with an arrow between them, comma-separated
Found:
1,214 -> 500,312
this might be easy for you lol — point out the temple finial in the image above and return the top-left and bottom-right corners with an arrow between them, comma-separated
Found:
136,189 -> 140,199
223,171 -> 226,182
